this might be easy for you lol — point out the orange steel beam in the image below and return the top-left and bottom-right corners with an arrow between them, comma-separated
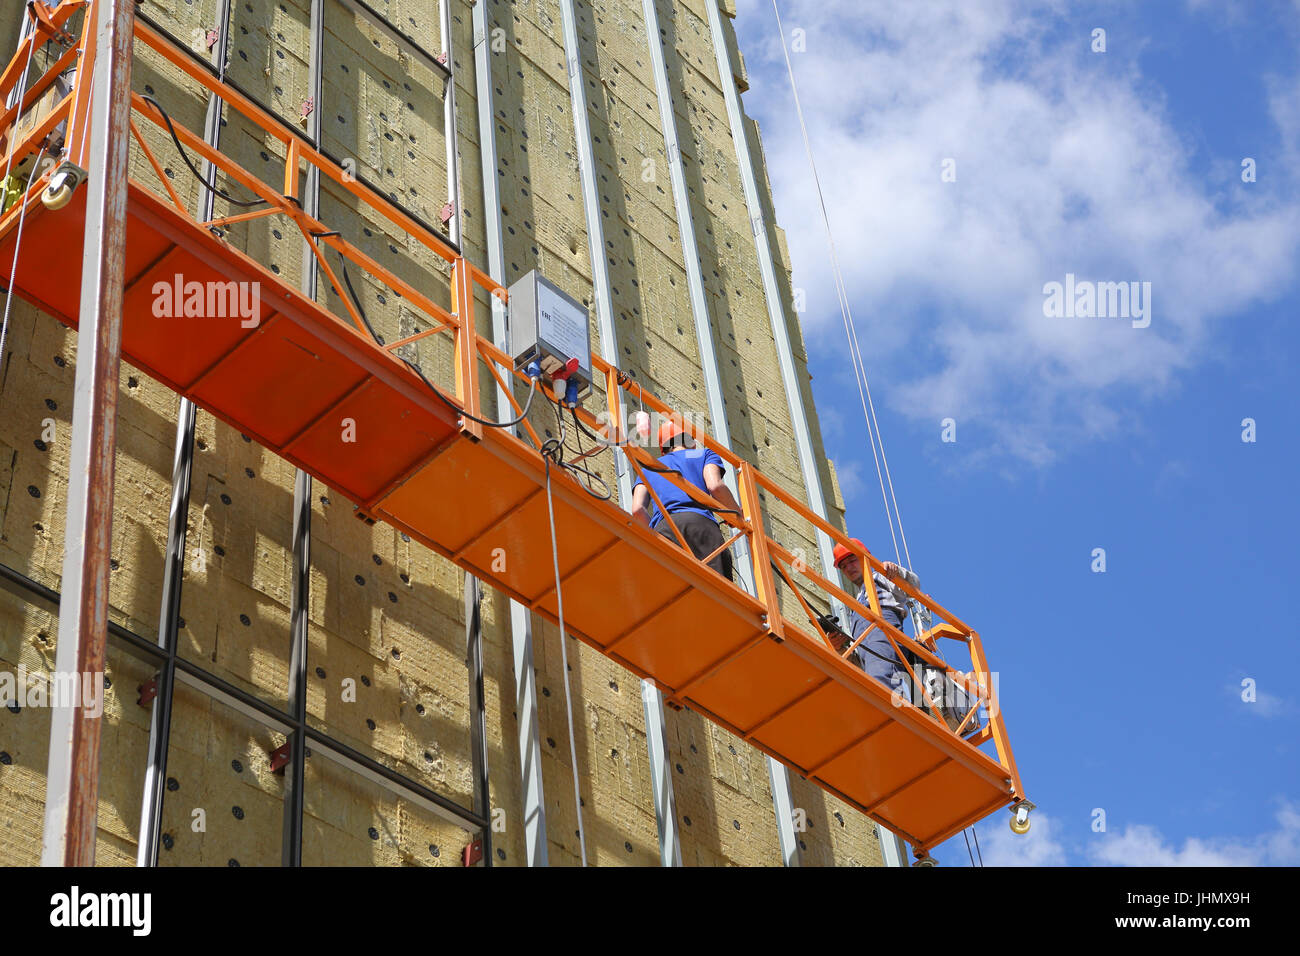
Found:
737,461 -> 782,640
0,2 -> 85,101
63,0 -> 99,167
128,118 -> 187,215
133,19 -> 463,269
624,454 -> 689,552
970,632 -> 1023,798
0,41 -> 81,142
0,90 -> 72,175
206,207 -> 279,230
451,257 -> 482,441
766,538 -> 985,703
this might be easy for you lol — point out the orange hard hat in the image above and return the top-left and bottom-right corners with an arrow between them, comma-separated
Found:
833,538 -> 867,568
658,418 -> 685,450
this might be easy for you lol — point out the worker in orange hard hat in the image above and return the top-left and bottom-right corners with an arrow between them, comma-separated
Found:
629,417 -> 740,581
831,538 -> 922,700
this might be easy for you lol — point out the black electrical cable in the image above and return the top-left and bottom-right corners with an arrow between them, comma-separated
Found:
141,94 -> 268,209
315,228 -> 540,430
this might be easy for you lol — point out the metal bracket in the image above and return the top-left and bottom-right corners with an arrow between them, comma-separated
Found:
461,836 -> 484,866
269,741 -> 292,775
136,676 -> 158,708
438,201 -> 455,225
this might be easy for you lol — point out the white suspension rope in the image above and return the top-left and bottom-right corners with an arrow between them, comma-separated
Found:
769,0 -> 909,566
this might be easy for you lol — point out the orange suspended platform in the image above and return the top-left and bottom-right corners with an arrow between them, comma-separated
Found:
0,5 -> 1027,856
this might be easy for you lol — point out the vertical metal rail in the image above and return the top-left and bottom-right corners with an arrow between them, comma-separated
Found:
703,0 -> 905,866
471,0 -> 548,868
441,0 -> 492,867
281,0 -> 325,867
557,0 -> 684,867
41,0 -> 135,867
641,0 -> 801,867
136,0 -> 234,866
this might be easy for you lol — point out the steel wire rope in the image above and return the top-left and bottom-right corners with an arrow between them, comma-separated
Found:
771,0 -> 982,864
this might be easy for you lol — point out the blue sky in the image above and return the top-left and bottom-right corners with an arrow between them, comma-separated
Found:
734,0 -> 1300,865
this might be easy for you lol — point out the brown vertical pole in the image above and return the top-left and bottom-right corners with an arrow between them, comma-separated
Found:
41,0 -> 134,867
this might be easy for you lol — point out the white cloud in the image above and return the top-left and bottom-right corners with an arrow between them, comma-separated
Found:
970,809 -> 1070,866
1227,676 -> 1291,718
737,0 -> 1300,466
1088,801 -> 1300,865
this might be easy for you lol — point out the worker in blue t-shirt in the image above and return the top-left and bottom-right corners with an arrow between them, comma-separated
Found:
629,419 -> 740,581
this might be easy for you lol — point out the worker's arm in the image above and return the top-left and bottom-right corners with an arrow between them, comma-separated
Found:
702,463 -> 742,517
881,561 -> 920,592
630,483 -> 652,528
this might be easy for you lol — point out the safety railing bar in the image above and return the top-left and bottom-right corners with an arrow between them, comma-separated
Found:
594,355 -> 742,470
61,0 -> 97,165
384,321 -> 455,352
128,118 -> 188,216
450,258 -> 482,438
312,233 -> 457,333
769,556 -> 841,654
969,633 -> 1023,797
736,462 -> 783,639
758,469 -> 974,634
770,621 -> 1013,787
316,144 -> 463,258
624,454 -> 690,552
132,19 -> 469,270
952,697 -> 981,736
614,433 -> 747,534
129,91 -> 465,358
766,538 -> 982,700
699,528 -> 745,571
0,89 -> 71,175
0,1 -> 85,101
0,39 -> 80,133
476,351 -> 544,449
890,645 -> 948,726
205,206 -> 280,230
301,227 -> 373,337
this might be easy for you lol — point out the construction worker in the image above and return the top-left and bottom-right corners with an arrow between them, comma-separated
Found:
629,420 -> 739,581
831,538 -> 922,701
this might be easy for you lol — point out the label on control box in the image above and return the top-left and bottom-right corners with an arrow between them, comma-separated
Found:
537,281 -> 590,376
